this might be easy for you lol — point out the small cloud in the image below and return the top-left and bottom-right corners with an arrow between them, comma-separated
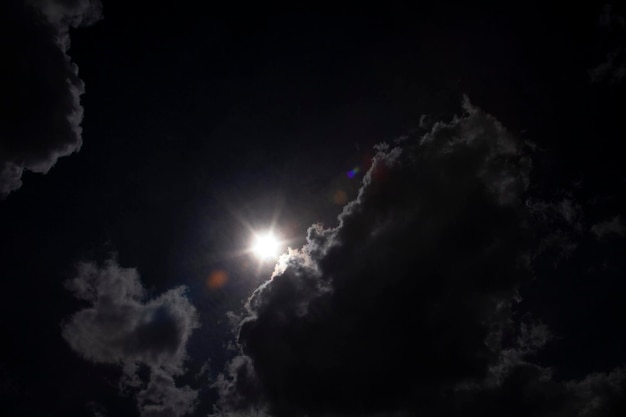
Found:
589,4 -> 626,85
62,259 -> 199,417
559,199 -> 582,225
591,215 -> 625,240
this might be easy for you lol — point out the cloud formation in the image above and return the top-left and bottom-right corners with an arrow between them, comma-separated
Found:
589,4 -> 626,84
591,215 -> 625,240
62,260 -> 199,417
0,0 -> 101,198
214,100 -> 625,416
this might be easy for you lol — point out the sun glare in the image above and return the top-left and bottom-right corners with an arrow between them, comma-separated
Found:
251,232 -> 281,261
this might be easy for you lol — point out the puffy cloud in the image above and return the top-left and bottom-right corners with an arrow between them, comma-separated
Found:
215,99 -> 533,416
213,100 -> 626,417
137,369 -> 199,417
0,0 -> 101,198
62,260 -> 199,417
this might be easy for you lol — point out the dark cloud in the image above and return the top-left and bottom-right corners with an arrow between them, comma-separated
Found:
526,197 -> 584,266
137,369 -> 199,417
449,362 -> 626,417
212,100 -> 626,417
62,260 -> 199,417
86,401 -> 107,417
589,4 -> 626,84
27,0 -> 102,27
591,215 -> 625,240
0,0 -> 101,197
216,99 -> 530,415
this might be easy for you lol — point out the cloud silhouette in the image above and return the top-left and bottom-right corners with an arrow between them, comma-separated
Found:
213,99 -> 626,417
0,0 -> 101,197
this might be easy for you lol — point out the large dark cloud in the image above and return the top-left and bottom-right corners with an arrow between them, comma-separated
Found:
62,260 -> 199,417
214,100 -> 626,416
0,0 -> 101,197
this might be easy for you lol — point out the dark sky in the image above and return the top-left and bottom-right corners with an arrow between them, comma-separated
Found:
1,1 -> 626,416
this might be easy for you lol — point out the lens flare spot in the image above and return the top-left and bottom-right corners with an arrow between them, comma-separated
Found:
333,189 -> 348,205
346,167 -> 361,179
207,270 -> 228,290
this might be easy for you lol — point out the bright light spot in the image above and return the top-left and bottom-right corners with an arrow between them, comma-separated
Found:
251,232 -> 281,261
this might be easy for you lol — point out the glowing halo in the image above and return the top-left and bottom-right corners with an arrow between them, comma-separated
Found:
251,232 -> 281,261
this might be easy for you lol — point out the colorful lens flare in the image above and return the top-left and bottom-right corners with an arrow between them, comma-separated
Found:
347,167 -> 360,178
207,269 -> 228,290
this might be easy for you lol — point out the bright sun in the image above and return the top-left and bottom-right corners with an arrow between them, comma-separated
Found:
251,232 -> 281,261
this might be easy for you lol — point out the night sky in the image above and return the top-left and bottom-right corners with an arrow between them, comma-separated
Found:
1,1 -> 626,416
